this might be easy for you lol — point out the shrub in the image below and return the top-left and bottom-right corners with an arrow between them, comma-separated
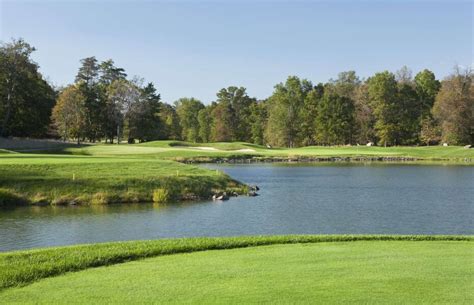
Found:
153,188 -> 169,203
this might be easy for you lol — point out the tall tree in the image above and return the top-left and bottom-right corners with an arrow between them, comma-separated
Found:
210,100 -> 234,142
315,93 -> 355,145
99,59 -> 127,85
395,68 -> 420,145
249,101 -> 267,145
160,103 -> 181,140
128,83 -> 163,142
265,76 -> 312,147
433,68 -> 473,145
327,71 -> 361,99
353,83 -> 376,144
75,57 -> 102,141
367,71 -> 400,146
198,107 -> 212,143
51,85 -> 87,143
300,85 -> 323,146
75,57 -> 99,86
414,69 -> 441,119
175,97 -> 204,143
0,39 -> 55,137
214,87 -> 255,142
106,78 -> 141,143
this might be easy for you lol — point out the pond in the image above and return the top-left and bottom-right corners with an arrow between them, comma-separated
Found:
0,163 -> 473,251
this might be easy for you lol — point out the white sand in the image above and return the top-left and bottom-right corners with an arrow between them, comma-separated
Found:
194,147 -> 219,151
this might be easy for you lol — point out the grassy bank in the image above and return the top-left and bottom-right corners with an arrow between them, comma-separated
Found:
0,153 -> 246,207
0,236 -> 472,303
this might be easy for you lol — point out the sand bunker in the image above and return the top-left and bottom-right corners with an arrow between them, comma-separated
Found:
194,147 -> 219,151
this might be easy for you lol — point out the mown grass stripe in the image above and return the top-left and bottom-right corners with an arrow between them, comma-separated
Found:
1,234 -> 472,291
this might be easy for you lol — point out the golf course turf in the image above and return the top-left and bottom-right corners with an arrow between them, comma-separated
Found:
0,236 -> 472,304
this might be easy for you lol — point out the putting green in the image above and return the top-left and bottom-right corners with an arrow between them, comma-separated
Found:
1,241 -> 472,304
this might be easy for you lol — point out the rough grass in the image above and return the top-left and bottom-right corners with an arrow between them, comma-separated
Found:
2,240 -> 472,304
0,235 -> 471,292
0,154 -> 244,206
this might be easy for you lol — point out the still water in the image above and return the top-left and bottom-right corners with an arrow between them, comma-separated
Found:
0,163 -> 472,251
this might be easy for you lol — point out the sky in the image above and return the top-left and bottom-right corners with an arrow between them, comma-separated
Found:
1,0 -> 472,103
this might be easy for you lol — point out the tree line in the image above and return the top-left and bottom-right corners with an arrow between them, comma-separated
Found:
1,39 -> 473,146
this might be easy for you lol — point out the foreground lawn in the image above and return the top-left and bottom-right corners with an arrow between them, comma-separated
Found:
1,239 -> 472,304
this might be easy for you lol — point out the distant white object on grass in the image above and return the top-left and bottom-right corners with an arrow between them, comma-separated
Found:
366,142 -> 374,147
443,143 -> 449,147
266,144 -> 272,149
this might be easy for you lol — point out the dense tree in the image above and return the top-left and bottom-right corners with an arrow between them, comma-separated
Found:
211,87 -> 255,142
99,59 -> 127,85
300,86 -> 323,146
0,39 -> 55,137
51,85 -> 87,143
265,76 -> 312,147
414,69 -> 441,119
75,57 -> 103,141
160,103 -> 181,140
175,98 -> 204,143
198,107 -> 212,143
327,71 -> 360,100
248,101 -> 267,145
419,116 -> 441,145
433,68 -> 473,145
367,71 -> 401,146
353,84 -> 375,144
106,78 -> 141,143
210,100 -> 234,142
4,38 -> 472,148
396,69 -> 420,145
315,93 -> 355,145
128,83 -> 163,142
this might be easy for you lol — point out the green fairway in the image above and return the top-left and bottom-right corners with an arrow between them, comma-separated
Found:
1,240 -> 472,304
54,140 -> 474,161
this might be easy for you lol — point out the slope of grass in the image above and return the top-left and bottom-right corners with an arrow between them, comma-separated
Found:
0,154 -> 244,206
1,237 -> 472,304
0,235 -> 470,291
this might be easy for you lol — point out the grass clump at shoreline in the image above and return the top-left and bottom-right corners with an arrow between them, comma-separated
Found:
0,235 -> 471,291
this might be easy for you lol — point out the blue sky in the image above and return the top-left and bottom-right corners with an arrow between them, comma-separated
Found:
1,0 -> 472,103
